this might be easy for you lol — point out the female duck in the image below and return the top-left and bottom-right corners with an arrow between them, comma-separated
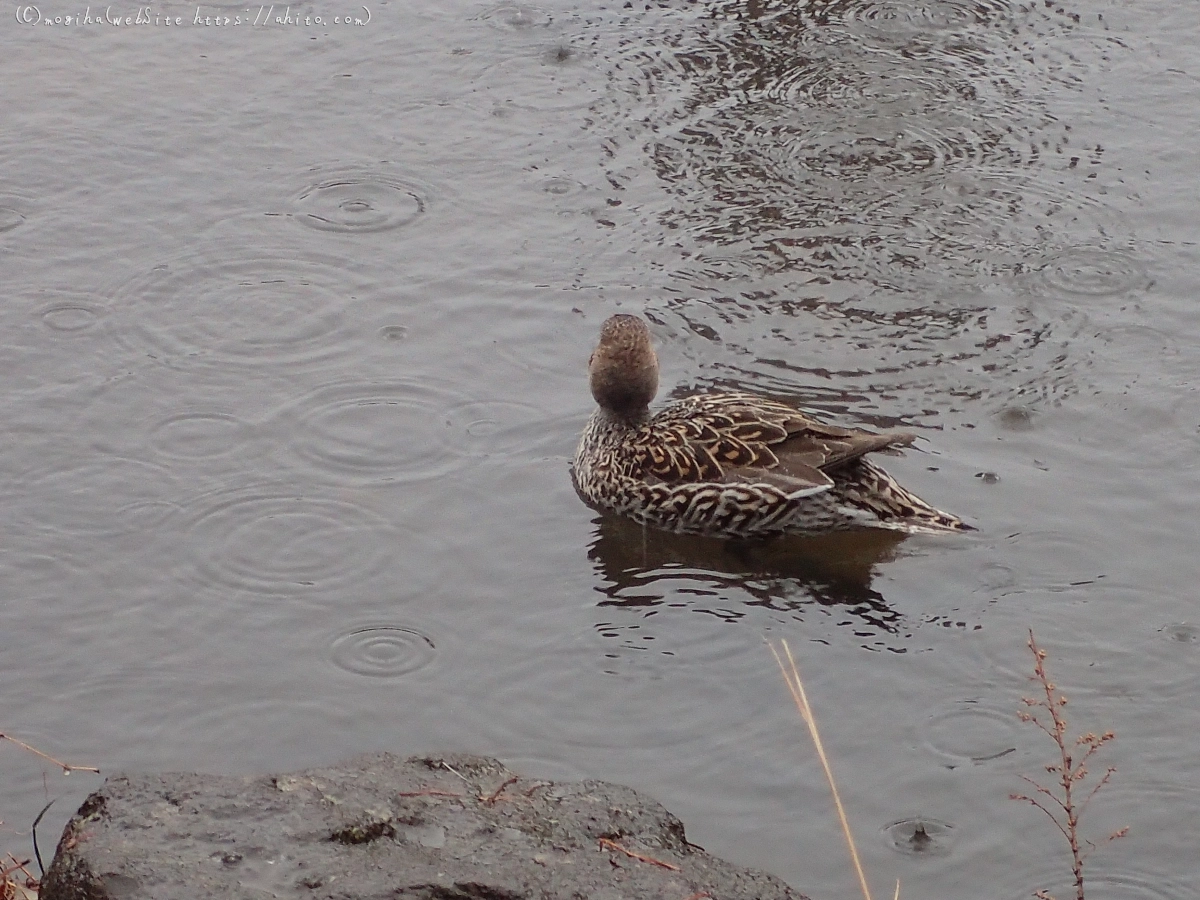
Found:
571,314 -> 972,537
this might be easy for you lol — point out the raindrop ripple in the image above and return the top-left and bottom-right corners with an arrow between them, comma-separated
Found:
329,624 -> 437,678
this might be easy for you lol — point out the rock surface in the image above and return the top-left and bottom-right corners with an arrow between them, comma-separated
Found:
41,752 -> 807,900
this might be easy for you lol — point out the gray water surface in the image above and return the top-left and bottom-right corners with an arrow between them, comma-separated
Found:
3,0 -> 1200,897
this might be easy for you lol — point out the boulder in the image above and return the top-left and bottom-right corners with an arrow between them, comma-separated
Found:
41,752 -> 807,900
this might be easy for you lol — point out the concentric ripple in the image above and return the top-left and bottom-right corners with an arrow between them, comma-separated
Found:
1072,778 -> 1200,874
590,0 -> 1121,293
16,456 -> 182,537
767,117 -> 1000,184
110,252 -> 369,372
922,700 -> 1019,765
181,486 -> 394,596
642,91 -> 1091,285
274,380 -> 546,484
881,817 -> 956,855
472,47 -> 600,115
539,175 -> 589,197
273,379 -> 473,486
1036,249 -> 1150,297
984,529 -> 1109,596
329,624 -> 437,678
834,0 -> 1016,34
148,412 -> 254,461
651,290 -> 1095,412
292,168 -> 429,234
475,3 -> 553,29
792,129 -> 942,182
31,290 -> 109,334
1001,865 -> 1200,900
765,58 -> 979,113
442,398 -> 546,459
378,324 -> 409,342
978,592 -> 1200,700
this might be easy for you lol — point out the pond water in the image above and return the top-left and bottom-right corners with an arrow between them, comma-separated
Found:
3,0 -> 1199,897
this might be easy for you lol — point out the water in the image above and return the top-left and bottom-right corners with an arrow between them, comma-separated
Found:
3,0 -> 1200,897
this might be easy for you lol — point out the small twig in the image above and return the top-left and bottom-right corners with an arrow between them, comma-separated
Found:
0,857 -> 30,879
523,780 -> 550,797
1,854 -> 36,896
598,837 -> 680,871
482,775 -> 520,805
0,734 -> 99,774
439,761 -> 470,784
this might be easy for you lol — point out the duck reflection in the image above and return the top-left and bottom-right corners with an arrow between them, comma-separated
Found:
586,512 -> 910,639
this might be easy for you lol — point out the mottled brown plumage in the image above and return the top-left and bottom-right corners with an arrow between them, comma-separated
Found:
571,314 -> 972,537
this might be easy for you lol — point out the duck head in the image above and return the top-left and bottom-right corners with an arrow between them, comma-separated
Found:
588,314 -> 659,419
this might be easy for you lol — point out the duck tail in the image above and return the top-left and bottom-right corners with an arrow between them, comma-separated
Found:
840,459 -> 974,534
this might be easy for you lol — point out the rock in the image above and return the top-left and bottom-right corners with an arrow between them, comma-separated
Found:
41,752 -> 807,900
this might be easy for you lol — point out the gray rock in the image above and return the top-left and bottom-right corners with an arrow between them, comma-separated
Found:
41,752 -> 807,900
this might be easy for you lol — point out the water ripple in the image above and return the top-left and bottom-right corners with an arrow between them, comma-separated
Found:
1037,249 -> 1150,297
442,398 -> 546,458
921,699 -> 1019,765
37,300 -> 106,333
148,412 -> 255,462
180,485 -> 394,597
292,166 -> 430,234
881,816 -> 956,856
652,293 -> 1095,413
591,0 -> 1125,296
272,379 -> 473,486
378,324 -> 409,342
23,287 -> 112,336
475,3 -> 553,30
110,251 -> 371,373
978,590 -> 1200,700
1000,864 -> 1200,900
15,455 -> 182,538
764,57 -> 980,112
833,0 -> 1016,34
471,46 -> 601,116
329,623 -> 438,678
538,175 -> 589,198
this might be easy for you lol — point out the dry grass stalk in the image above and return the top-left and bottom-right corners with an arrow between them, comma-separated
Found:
597,837 -> 681,871
0,853 -> 37,899
1011,630 -> 1128,900
0,734 -> 99,775
770,639 -> 876,900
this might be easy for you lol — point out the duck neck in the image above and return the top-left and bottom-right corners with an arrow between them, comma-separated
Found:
595,404 -> 650,430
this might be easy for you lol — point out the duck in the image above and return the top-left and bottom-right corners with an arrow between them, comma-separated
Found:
571,313 -> 972,538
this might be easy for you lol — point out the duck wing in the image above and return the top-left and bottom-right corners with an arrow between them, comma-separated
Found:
634,392 -> 916,489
